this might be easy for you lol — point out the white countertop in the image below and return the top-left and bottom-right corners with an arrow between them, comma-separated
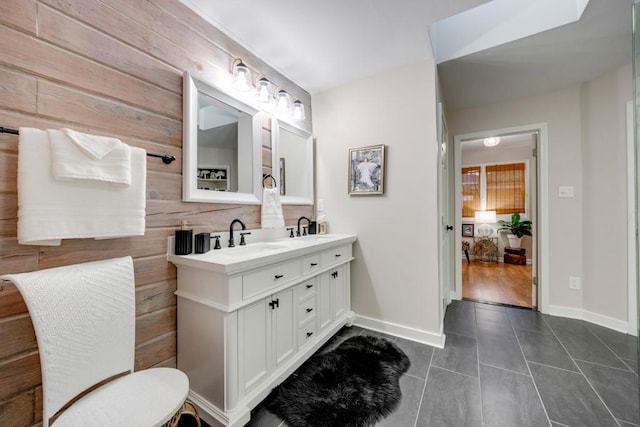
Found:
167,233 -> 357,274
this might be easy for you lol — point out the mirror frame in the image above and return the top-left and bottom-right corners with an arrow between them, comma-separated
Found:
183,71 -> 263,204
271,118 -> 314,205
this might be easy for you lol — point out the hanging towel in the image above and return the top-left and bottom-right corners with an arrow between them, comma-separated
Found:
17,127 -> 146,246
261,187 -> 285,229
48,128 -> 131,185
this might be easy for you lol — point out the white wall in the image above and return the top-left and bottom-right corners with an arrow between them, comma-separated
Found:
581,64 -> 632,320
448,64 -> 632,325
313,60 -> 442,339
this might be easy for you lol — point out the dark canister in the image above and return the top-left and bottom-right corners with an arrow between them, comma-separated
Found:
175,220 -> 193,255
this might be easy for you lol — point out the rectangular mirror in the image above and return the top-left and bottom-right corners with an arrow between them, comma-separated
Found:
272,119 -> 314,205
183,71 -> 262,204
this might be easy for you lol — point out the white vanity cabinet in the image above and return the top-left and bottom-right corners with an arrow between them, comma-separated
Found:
237,287 -> 295,399
169,234 -> 356,427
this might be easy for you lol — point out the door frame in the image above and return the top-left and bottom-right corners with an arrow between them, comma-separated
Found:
452,123 -> 549,312
627,101 -> 638,335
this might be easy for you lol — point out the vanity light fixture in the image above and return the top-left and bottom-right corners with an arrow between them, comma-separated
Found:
292,99 -> 305,120
255,76 -> 273,103
232,58 -> 252,91
483,137 -> 501,147
275,89 -> 291,113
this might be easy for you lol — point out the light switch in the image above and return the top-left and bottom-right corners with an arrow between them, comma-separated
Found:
558,186 -> 574,198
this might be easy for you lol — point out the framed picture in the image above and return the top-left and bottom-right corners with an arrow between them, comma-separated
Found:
348,144 -> 385,195
462,223 -> 474,237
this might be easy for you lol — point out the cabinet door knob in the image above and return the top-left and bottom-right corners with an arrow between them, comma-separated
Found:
306,284 -> 313,289
274,298 -> 280,308
310,262 -> 318,267
335,254 -> 342,258
306,308 -> 313,313
306,332 -> 313,338
274,274 -> 284,279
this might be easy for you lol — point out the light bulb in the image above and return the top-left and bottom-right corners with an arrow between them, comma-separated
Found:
256,78 -> 272,103
233,61 -> 252,91
292,100 -> 305,120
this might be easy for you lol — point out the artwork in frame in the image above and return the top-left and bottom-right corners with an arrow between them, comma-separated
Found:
462,223 -> 474,237
348,144 -> 385,195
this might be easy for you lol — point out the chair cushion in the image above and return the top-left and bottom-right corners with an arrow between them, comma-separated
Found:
53,367 -> 189,427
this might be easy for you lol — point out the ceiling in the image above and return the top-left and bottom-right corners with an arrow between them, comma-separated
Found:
180,0 -> 632,111
461,133 -> 535,153
178,0 -> 489,93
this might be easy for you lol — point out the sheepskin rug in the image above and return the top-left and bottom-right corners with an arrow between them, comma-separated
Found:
266,335 -> 410,427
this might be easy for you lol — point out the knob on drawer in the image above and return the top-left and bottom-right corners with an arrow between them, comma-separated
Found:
306,308 -> 313,313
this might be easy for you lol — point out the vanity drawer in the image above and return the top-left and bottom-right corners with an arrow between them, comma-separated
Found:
297,293 -> 317,325
242,260 -> 302,299
302,254 -> 321,275
296,279 -> 317,302
298,316 -> 318,347
321,245 -> 352,267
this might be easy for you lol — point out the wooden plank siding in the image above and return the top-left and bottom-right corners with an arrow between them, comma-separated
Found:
0,1 -> 313,425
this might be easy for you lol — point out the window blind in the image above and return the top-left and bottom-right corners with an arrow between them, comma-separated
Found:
486,163 -> 525,215
461,166 -> 481,218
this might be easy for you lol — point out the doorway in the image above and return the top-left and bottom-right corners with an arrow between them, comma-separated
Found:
453,124 -> 548,310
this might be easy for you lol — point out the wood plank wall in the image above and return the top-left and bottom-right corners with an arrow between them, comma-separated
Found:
0,1 -> 313,425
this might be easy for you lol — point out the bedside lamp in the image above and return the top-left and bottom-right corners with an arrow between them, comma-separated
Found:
474,210 -> 497,237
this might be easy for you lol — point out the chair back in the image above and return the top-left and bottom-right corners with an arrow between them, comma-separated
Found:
2,256 -> 136,426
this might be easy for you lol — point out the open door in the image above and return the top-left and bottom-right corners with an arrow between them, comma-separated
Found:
437,103 -> 452,319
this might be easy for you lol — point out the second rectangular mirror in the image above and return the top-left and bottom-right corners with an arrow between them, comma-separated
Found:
272,119 -> 314,205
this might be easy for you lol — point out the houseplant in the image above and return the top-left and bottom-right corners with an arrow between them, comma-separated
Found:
498,213 -> 532,248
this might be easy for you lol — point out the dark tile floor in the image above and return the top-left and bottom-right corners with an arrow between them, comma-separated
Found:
244,300 -> 639,427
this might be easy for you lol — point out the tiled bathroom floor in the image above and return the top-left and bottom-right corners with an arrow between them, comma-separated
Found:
240,300 -> 639,427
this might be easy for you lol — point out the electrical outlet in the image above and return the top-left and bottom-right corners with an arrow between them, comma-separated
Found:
569,276 -> 581,290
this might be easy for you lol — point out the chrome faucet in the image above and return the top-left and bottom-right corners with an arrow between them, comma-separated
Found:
228,218 -> 246,247
297,216 -> 311,237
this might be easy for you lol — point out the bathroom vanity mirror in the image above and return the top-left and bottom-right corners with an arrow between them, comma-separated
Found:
272,119 -> 314,205
183,71 -> 262,204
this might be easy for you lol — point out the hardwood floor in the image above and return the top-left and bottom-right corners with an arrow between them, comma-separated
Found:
462,261 -> 533,308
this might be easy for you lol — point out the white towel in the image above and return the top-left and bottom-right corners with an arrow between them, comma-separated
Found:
17,127 -> 146,245
261,187 -> 285,229
48,128 -> 131,185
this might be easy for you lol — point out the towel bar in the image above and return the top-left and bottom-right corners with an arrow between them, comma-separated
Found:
0,126 -> 176,165
262,173 -> 277,188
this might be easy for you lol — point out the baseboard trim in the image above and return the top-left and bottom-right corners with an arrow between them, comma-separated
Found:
353,314 -> 446,349
547,304 -> 632,335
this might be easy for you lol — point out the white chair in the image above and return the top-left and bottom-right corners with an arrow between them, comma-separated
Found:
1,256 -> 198,427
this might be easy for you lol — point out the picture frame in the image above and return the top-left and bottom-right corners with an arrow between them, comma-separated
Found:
462,223 -> 474,237
348,144 -> 385,195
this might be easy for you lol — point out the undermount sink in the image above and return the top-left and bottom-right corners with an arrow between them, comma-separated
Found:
218,243 -> 287,257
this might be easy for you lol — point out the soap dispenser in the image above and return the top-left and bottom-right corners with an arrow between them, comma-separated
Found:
174,220 -> 193,255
